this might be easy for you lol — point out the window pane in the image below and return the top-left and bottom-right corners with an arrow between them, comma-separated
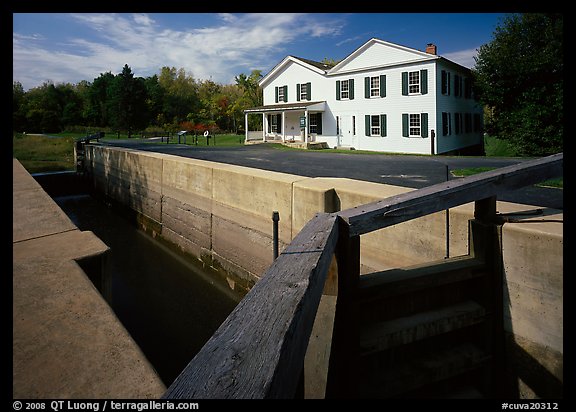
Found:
408,71 -> 420,94
409,114 -> 420,136
300,84 -> 307,100
341,80 -> 349,99
370,76 -> 380,97
371,115 -> 380,136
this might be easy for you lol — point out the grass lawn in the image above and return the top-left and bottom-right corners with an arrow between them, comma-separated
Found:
13,133 -> 76,173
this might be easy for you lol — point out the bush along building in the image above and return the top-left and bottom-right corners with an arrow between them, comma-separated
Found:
244,38 -> 483,155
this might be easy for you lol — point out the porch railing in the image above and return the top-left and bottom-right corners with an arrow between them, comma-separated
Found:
162,152 -> 563,399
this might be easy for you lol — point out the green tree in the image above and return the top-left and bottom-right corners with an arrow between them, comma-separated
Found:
235,70 -> 263,107
108,64 -> 150,138
87,72 -> 115,127
473,13 -> 563,156
158,66 -> 200,125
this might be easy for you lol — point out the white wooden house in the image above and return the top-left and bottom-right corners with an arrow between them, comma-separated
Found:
244,38 -> 484,155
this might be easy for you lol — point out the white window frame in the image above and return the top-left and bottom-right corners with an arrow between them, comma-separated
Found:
408,71 -> 420,95
371,115 -> 381,136
370,76 -> 380,97
340,80 -> 350,99
409,113 -> 421,137
300,83 -> 308,101
278,87 -> 285,102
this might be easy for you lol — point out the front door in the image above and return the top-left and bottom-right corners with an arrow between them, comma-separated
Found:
339,115 -> 356,148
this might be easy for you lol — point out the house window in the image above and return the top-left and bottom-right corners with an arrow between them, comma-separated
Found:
340,80 -> 350,99
409,114 -> 421,136
336,79 -> 354,100
275,85 -> 287,103
297,82 -> 311,101
309,113 -> 322,134
454,112 -> 462,134
441,70 -> 450,95
300,83 -> 308,101
366,114 -> 387,137
371,115 -> 381,136
370,77 -> 380,97
442,112 -> 451,136
270,114 -> 279,133
408,71 -> 420,94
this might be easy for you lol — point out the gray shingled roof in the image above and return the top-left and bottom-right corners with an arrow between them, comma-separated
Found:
291,56 -> 335,71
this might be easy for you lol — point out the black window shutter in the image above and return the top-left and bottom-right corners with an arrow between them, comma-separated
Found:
267,115 -> 271,133
441,70 -> 447,95
365,115 -> 371,136
296,84 -> 301,101
402,72 -> 408,95
420,70 -> 428,95
349,79 -> 354,100
421,113 -> 428,137
316,113 -> 322,134
283,86 -> 288,102
275,87 -> 279,103
365,77 -> 370,98
380,75 -> 386,97
336,80 -> 341,100
277,113 -> 282,132
380,114 -> 387,137
402,114 -> 409,137
306,82 -> 311,100
448,72 -> 451,95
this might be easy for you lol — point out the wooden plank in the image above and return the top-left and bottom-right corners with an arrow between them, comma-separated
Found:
339,153 -> 563,237
356,256 -> 486,300
359,300 -> 486,353
162,213 -> 339,399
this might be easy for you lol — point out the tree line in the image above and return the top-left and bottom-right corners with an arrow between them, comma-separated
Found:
12,64 -> 264,137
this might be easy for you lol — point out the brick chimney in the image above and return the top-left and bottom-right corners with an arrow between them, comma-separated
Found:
425,43 -> 437,55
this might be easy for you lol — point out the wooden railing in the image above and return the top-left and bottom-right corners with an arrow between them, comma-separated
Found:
162,153 -> 562,399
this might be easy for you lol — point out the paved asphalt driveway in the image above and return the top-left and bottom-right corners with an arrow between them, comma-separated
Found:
100,139 -> 563,210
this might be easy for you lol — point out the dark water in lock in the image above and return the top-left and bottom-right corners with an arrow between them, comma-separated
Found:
54,194 -> 241,387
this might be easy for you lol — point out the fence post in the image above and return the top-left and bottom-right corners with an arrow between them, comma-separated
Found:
272,211 -> 280,260
325,217 -> 360,398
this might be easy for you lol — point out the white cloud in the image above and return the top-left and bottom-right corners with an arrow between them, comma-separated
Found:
442,47 -> 480,69
13,13 -> 342,90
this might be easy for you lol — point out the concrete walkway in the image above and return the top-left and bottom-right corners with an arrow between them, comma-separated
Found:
13,159 -> 166,398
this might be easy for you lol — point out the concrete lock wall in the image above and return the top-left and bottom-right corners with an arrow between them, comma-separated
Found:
85,145 -> 562,397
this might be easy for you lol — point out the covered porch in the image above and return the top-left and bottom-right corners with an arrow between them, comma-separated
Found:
244,101 -> 326,144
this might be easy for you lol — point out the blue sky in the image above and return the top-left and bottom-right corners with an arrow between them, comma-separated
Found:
13,13 -> 507,91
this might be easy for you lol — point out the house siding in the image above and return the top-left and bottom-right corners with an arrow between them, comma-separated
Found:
258,40 -> 483,154
434,60 -> 483,154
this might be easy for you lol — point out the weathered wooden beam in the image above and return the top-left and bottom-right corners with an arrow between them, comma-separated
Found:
339,153 -> 563,237
163,213 -> 339,399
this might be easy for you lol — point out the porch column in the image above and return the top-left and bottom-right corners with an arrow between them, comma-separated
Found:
282,111 -> 286,142
244,112 -> 249,144
304,109 -> 309,143
262,113 -> 266,141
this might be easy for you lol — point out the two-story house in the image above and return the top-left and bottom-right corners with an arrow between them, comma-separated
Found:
244,38 -> 483,155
